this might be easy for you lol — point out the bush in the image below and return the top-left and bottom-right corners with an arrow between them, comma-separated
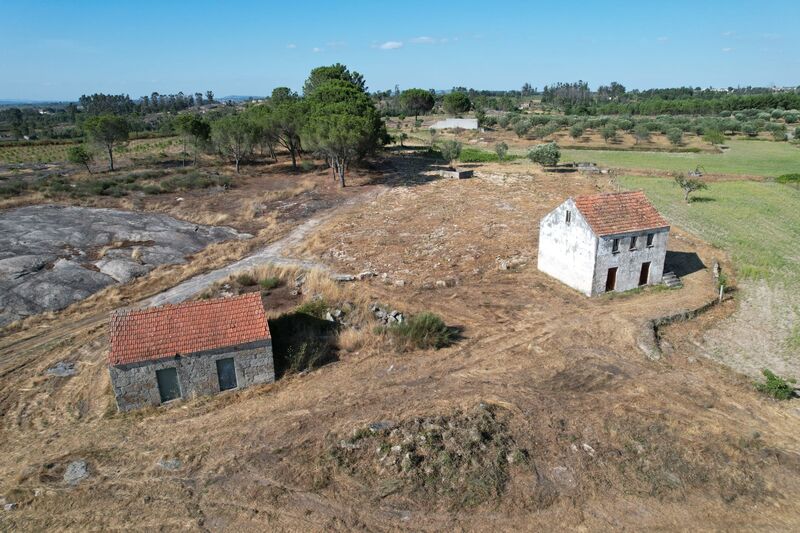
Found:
600,124 -> 618,143
513,119 -> 531,138
494,142 -> 508,161
259,276 -> 280,290
776,173 -> 800,184
295,297 -> 328,319
440,139 -> 462,167
666,128 -> 683,146
0,178 -> 29,197
755,369 -> 797,400
569,123 -> 585,140
387,312 -> 454,350
782,112 -> 798,124
527,142 -> 560,167
236,273 -> 257,286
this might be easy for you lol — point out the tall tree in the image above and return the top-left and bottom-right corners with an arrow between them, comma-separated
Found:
304,79 -> 386,187
175,113 -> 211,166
399,88 -> 435,120
443,91 -> 471,115
303,63 -> 366,95
84,115 -> 129,170
212,114 -> 254,173
271,96 -> 305,168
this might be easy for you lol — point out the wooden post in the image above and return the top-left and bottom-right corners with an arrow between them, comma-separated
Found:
719,284 -> 724,303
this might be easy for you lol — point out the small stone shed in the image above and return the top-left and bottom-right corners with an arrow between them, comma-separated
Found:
108,293 -> 274,411
537,191 -> 670,296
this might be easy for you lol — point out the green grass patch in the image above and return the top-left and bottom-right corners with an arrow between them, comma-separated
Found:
560,140 -> 800,177
619,176 -> 800,284
387,312 -> 455,350
458,148 -> 521,163
259,276 -> 280,290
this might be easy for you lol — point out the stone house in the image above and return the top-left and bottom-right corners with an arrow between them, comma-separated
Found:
537,191 -> 670,296
108,293 -> 274,411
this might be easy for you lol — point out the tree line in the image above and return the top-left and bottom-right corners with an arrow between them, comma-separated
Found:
71,64 -> 390,186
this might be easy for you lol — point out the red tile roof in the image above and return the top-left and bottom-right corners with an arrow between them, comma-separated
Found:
573,190 -> 669,237
108,293 -> 269,366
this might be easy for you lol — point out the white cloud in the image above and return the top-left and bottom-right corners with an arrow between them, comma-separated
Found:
657,36 -> 669,42
410,36 -> 436,44
312,47 -> 323,53
722,31 -> 735,37
326,40 -> 346,48
286,43 -> 297,49
722,47 -> 733,52
379,41 -> 403,50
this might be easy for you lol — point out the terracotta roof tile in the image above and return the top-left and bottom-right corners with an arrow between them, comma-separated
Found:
109,293 -> 269,366
573,190 -> 669,237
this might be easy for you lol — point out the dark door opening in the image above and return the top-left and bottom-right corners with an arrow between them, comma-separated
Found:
605,267 -> 617,292
156,367 -> 181,403
216,358 -> 238,391
639,262 -> 651,286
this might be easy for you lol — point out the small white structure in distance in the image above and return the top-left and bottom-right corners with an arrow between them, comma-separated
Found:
429,118 -> 479,130
537,191 -> 670,296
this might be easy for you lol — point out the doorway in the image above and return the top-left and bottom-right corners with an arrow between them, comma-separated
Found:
156,367 -> 181,403
605,267 -> 617,292
216,358 -> 238,391
639,262 -> 651,286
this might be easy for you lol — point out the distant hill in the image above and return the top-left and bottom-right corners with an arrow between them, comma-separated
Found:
0,99 -> 73,106
217,95 -> 265,103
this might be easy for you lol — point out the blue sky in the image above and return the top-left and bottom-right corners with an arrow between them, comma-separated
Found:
2,0 -> 798,100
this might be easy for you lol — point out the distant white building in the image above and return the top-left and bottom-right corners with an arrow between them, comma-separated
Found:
537,191 -> 670,296
429,118 -> 478,130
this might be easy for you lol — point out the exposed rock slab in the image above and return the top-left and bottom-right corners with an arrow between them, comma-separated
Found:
0,205 -> 245,326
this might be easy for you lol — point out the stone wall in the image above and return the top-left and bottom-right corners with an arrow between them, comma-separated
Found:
537,199 -> 598,296
591,229 -> 668,295
109,339 -> 274,411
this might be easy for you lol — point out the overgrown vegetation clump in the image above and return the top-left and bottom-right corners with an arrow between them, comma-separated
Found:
755,369 -> 797,400
331,403 -> 524,507
385,312 -> 454,350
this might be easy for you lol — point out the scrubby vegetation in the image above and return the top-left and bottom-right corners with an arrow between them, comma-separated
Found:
755,369 -> 797,400
386,312 -> 455,350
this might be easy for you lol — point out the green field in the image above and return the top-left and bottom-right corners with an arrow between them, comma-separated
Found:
620,176 -> 800,283
563,140 -> 800,177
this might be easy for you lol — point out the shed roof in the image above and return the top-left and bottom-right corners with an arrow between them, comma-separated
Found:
573,191 -> 669,237
108,293 -> 269,366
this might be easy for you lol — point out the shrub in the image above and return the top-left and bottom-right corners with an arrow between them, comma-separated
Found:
0,179 -> 28,197
236,273 -> 257,286
633,124 -> 651,144
741,122 -> 759,137
440,139 -> 462,167
387,312 -> 454,350
527,142 -> 560,167
755,369 -> 797,400
776,173 -> 800,184
666,128 -> 683,146
569,123 -> 585,140
295,297 -> 328,319
513,119 -> 531,138
259,276 -> 280,290
600,124 -> 618,143
703,129 -> 725,145
494,142 -> 508,161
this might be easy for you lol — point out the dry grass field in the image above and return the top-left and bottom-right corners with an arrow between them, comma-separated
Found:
2,150 -> 800,530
